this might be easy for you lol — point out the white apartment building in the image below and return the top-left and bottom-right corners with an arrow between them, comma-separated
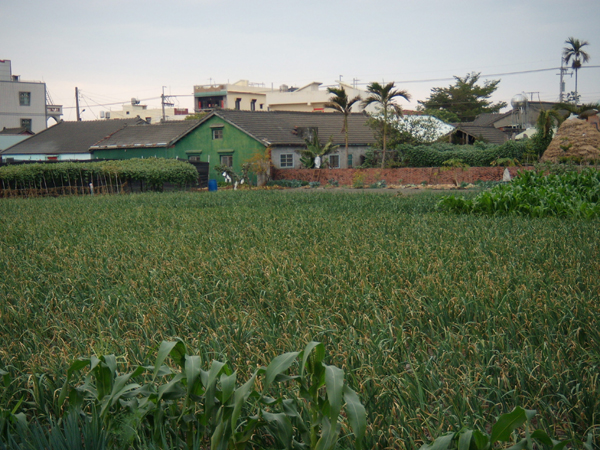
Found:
267,82 -> 376,113
0,60 -> 62,133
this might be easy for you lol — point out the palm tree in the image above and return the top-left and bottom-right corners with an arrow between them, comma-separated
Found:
361,82 -> 411,168
563,37 -> 591,104
325,87 -> 361,169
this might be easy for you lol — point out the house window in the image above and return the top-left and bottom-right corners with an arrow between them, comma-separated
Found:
235,98 -> 241,110
280,153 -> 294,168
212,128 -> 223,140
329,155 -> 340,168
19,92 -> 31,106
260,104 -> 264,110
188,155 -> 201,162
220,155 -> 233,167
20,118 -> 32,131
250,99 -> 256,111
347,154 -> 353,168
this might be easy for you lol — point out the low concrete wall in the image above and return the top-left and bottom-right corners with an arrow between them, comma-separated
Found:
272,166 -> 532,186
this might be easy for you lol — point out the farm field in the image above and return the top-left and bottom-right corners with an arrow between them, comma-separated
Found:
0,190 -> 599,449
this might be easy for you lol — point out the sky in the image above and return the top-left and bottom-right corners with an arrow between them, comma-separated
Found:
2,0 -> 599,122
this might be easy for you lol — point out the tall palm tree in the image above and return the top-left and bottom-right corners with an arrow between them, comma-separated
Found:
325,87 -> 361,169
563,37 -> 591,104
361,82 -> 411,168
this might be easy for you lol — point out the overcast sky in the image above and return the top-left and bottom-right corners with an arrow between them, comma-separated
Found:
2,0 -> 598,121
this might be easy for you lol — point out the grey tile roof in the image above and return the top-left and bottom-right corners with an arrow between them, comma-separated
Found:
472,112 -> 512,127
90,120 -> 202,149
209,110 -> 375,146
452,124 -> 509,144
1,118 -> 146,155
0,127 -> 33,135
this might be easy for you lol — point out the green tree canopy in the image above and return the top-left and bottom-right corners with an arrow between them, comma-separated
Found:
418,72 -> 507,123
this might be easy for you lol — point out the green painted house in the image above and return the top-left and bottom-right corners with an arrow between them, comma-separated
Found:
90,116 -> 264,181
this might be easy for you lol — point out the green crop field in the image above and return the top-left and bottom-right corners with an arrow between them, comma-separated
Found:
0,190 -> 598,449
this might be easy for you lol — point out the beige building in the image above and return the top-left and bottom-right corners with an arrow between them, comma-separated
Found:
194,80 -> 271,112
102,99 -> 189,123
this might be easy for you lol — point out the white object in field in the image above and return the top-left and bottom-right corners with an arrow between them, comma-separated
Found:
314,155 -> 321,169
240,179 -> 244,184
503,167 -> 511,182
234,181 -> 238,190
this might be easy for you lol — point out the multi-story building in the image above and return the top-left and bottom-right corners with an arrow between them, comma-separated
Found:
0,60 -> 62,133
194,80 -> 271,112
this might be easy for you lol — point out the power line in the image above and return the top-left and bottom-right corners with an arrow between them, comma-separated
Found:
61,65 -> 600,110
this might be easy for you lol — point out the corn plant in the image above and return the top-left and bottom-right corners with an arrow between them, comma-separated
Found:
438,168 -> 600,218
420,407 -> 595,450
0,340 -> 366,450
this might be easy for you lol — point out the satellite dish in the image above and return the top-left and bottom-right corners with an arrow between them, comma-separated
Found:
131,98 -> 140,105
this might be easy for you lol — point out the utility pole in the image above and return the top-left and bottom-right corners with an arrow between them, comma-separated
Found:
161,86 -> 166,122
557,58 -> 571,103
75,87 -> 81,121
161,86 -> 174,122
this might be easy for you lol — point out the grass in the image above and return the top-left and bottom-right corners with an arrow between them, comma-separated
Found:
0,190 -> 598,449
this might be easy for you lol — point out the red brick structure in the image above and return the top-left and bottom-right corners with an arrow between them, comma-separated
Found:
272,166 -> 532,186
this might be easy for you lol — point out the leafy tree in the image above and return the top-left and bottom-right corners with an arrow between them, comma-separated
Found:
367,114 -> 448,151
418,72 -> 507,123
325,87 -> 361,169
361,82 -> 411,168
563,37 -> 591,103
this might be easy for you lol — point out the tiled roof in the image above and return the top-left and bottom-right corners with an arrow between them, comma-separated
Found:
452,124 -> 509,144
208,110 -> 375,146
471,112 -> 512,127
91,120 -> 201,149
1,118 -> 147,155
0,127 -> 34,135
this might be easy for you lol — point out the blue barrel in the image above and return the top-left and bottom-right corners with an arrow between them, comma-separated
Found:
208,179 -> 218,191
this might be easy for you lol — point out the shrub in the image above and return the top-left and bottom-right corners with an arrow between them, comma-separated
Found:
402,141 -> 528,167
0,158 -> 198,193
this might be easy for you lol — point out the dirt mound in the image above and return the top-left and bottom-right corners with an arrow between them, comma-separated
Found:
541,119 -> 600,163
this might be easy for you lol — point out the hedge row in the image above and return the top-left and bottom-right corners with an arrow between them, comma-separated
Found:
401,141 -> 528,167
0,158 -> 199,190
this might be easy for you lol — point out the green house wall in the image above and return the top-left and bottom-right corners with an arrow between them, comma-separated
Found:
92,116 -> 266,182
176,116 -> 266,181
